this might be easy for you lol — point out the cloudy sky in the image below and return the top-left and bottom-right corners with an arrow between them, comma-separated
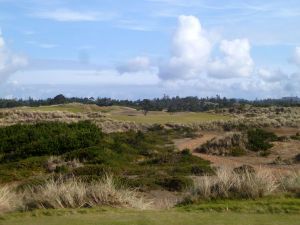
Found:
0,0 -> 300,99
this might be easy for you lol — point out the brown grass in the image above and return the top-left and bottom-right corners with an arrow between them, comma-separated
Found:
189,167 -> 279,200
22,175 -> 151,210
0,186 -> 20,214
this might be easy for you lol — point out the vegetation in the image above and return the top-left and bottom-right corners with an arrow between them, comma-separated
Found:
0,121 -> 102,162
247,128 -> 278,154
1,203 -> 300,225
182,167 -> 279,202
0,122 -> 212,191
1,94 -> 300,112
198,129 -> 279,156
110,111 -> 230,124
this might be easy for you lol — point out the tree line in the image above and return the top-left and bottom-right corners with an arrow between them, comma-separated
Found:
0,94 -> 299,112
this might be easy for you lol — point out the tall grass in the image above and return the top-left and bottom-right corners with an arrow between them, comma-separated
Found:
0,186 -> 19,213
188,167 -> 279,201
279,171 -> 300,196
23,175 -> 151,210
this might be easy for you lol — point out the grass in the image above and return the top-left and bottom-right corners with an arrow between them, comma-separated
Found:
110,112 -> 231,124
14,104 -> 106,113
12,103 -> 231,124
179,197 -> 300,214
1,205 -> 300,225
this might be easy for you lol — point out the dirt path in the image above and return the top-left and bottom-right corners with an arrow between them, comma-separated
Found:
174,132 -> 300,173
174,132 -> 219,151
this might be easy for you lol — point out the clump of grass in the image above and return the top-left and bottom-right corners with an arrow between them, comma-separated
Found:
185,167 -> 278,202
279,171 -> 300,197
0,186 -> 19,213
22,175 -> 151,210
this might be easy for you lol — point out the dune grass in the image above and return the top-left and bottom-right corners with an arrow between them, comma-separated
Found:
17,104 -> 105,113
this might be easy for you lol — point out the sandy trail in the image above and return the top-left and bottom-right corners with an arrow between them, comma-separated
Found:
174,132 -> 300,173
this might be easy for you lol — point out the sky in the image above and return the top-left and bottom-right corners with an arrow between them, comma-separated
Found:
0,0 -> 300,100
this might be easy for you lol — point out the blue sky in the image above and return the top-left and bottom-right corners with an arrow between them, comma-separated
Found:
0,0 -> 300,99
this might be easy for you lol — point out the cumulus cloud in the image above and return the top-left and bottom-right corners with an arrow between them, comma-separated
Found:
159,15 -> 211,80
291,46 -> 300,67
0,32 -> 28,84
208,39 -> 254,78
117,56 -> 152,73
158,16 -> 254,80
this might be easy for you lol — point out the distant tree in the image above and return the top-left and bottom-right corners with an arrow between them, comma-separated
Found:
140,99 -> 151,116
52,94 -> 66,104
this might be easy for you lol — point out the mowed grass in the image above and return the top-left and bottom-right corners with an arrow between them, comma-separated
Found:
10,103 -> 231,124
110,111 -> 231,124
1,209 -> 299,225
1,198 -> 299,225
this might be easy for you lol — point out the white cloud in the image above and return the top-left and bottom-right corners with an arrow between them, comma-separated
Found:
258,68 -> 286,82
117,56 -> 152,73
0,33 -> 28,84
208,39 -> 254,78
292,46 -> 300,66
33,9 -> 116,22
158,16 -> 254,80
159,15 -> 211,80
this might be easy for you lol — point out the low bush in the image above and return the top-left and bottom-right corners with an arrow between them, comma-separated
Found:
230,147 -> 247,156
0,121 -> 102,162
247,129 -> 277,152
295,154 -> 300,163
156,176 -> 193,192
72,165 -> 113,177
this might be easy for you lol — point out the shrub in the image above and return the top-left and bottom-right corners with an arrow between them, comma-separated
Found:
181,148 -> 191,156
247,129 -> 277,152
295,154 -> 300,163
230,147 -> 247,156
156,176 -> 193,192
0,121 -> 102,162
72,165 -> 112,177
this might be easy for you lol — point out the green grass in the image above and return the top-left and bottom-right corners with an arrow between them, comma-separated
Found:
1,207 -> 299,225
14,103 -> 231,124
110,112 -> 231,124
179,197 -> 300,214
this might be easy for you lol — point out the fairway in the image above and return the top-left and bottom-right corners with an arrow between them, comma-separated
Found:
109,111 -> 230,124
1,209 -> 299,225
11,104 -> 231,124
